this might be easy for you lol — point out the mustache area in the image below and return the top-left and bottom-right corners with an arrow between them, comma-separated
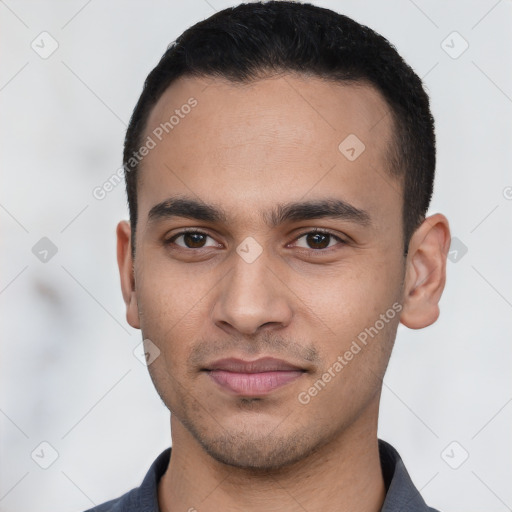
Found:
187,332 -> 322,372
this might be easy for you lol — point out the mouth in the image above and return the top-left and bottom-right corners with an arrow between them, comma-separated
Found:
202,357 -> 307,396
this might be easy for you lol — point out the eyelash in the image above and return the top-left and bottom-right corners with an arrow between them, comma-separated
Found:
164,228 -> 347,253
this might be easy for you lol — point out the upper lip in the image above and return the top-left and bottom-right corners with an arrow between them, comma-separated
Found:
203,357 -> 305,373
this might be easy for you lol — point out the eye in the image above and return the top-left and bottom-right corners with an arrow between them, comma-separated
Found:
292,229 -> 346,250
166,230 -> 220,249
164,229 -> 346,253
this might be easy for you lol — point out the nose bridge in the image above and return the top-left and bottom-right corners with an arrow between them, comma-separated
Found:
213,241 -> 292,334
231,248 -> 273,301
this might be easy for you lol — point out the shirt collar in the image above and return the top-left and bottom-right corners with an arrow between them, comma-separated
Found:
378,439 -> 440,512
91,439 -> 439,512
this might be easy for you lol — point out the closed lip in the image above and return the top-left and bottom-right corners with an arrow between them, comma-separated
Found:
202,357 -> 306,373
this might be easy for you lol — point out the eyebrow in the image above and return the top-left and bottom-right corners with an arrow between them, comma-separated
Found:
147,197 -> 371,228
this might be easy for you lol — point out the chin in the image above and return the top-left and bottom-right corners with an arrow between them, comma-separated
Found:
183,415 -> 323,471
200,435 -> 312,471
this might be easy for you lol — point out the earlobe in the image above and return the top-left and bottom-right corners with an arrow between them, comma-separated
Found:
116,220 -> 140,330
400,214 -> 451,330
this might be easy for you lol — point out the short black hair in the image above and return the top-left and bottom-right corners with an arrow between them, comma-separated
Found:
123,0 -> 435,258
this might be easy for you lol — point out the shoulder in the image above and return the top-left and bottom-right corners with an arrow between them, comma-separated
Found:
378,439 -> 442,512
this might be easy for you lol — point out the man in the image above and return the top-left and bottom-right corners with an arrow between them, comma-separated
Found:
88,1 -> 450,510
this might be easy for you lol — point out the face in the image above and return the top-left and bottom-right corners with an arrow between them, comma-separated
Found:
120,74 -> 409,470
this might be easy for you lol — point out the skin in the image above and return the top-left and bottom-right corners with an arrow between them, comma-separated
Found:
117,74 -> 450,512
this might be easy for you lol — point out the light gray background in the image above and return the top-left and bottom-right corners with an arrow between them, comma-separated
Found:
1,1 -> 511,511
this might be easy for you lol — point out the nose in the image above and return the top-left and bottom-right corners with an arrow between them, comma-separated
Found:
212,248 -> 293,336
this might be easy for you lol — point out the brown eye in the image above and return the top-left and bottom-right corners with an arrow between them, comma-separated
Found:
168,231 -> 218,249
305,232 -> 330,249
182,232 -> 207,248
293,230 -> 345,250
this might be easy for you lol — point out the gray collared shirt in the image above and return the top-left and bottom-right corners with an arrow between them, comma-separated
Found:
84,439 -> 441,512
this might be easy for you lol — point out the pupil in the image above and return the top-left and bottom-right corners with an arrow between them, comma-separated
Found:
307,233 -> 329,249
184,233 -> 206,248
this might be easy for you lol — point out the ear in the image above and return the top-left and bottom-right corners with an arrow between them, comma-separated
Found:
400,213 -> 451,329
116,220 -> 140,329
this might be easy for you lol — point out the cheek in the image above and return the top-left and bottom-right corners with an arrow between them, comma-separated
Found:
294,255 -> 401,322
134,275 -> 206,380
136,253 -> 215,330
297,300 -> 399,421
137,280 -> 205,411
292,258 -> 403,385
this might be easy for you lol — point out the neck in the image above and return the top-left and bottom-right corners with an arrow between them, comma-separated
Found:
158,402 -> 386,512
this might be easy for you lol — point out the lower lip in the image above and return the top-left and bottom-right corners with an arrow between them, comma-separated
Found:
207,370 -> 304,396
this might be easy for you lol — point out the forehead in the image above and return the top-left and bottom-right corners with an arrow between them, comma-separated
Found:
144,74 -> 393,154
137,73 -> 398,230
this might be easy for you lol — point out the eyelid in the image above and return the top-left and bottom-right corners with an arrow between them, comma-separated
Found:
164,227 -> 348,251
165,229 -> 220,248
289,228 -> 348,248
